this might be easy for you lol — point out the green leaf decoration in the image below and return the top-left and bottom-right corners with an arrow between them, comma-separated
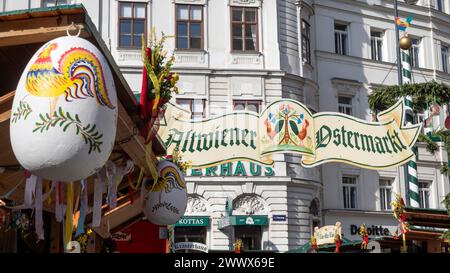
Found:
368,81 -> 450,113
33,107 -> 103,154
11,101 -> 33,123
289,120 -> 299,136
275,120 -> 284,134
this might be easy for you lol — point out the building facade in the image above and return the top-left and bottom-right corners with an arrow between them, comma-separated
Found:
1,0 -> 449,251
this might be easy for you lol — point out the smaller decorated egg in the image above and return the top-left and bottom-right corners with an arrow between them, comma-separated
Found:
143,161 -> 187,225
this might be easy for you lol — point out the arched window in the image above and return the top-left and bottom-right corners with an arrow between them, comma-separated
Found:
309,198 -> 321,235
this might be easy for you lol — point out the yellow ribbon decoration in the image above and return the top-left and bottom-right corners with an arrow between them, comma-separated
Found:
64,182 -> 73,252
149,69 -> 160,116
128,167 -> 145,191
145,140 -> 159,185
44,179 -> 52,205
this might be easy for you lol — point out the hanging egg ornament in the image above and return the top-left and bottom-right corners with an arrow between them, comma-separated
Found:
399,34 -> 412,50
143,161 -> 187,225
10,36 -> 118,182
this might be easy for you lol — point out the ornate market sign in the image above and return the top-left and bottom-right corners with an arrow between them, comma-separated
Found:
158,98 -> 421,170
314,222 -> 342,246
173,242 -> 209,253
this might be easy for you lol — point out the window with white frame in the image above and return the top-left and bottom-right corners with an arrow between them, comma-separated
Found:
370,30 -> 383,61
118,2 -> 147,49
338,96 -> 353,116
233,100 -> 261,113
176,98 -> 206,120
42,0 -> 68,7
342,176 -> 357,209
419,181 -> 431,209
176,4 -> 203,50
231,6 -> 259,52
442,45 -> 449,73
379,179 -> 393,211
410,38 -> 421,68
334,23 -> 348,55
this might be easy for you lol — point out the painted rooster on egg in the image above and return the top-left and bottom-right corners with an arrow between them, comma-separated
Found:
25,42 -> 115,115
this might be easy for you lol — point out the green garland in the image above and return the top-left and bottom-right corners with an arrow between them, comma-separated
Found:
368,81 -> 450,113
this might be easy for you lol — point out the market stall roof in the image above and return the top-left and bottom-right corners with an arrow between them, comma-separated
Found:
404,206 -> 450,229
0,4 -> 165,212
286,237 -> 357,253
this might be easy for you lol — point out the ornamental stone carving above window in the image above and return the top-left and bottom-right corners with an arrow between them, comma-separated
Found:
185,194 -> 210,215
228,0 -> 262,7
173,0 -> 207,5
233,194 -> 269,215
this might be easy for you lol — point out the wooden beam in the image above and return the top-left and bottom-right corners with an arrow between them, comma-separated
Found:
0,24 -> 89,47
0,91 -> 14,112
0,110 -> 11,124
91,192 -> 142,239
117,101 -> 156,176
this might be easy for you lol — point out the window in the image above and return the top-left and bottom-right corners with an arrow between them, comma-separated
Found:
118,2 -> 147,49
174,227 -> 207,253
370,30 -> 383,61
233,100 -> 261,113
338,96 -> 353,115
176,99 -> 206,120
176,4 -> 203,50
234,226 -> 261,251
342,176 -> 357,209
442,45 -> 449,73
436,0 -> 444,12
310,199 -> 320,237
334,23 -> 348,55
419,182 -> 431,209
42,0 -> 67,7
302,20 -> 311,64
231,7 -> 258,52
379,179 -> 393,211
410,38 -> 421,68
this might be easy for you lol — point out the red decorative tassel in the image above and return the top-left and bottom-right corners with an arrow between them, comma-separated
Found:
58,182 -> 62,205
334,235 -> 341,253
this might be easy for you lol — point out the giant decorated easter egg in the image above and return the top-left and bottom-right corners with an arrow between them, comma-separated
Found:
143,161 -> 187,225
10,36 -> 118,182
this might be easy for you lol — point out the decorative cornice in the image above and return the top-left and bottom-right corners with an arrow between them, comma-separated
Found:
228,0 -> 262,8
331,77 -> 363,96
296,0 -> 315,16
173,0 -> 207,5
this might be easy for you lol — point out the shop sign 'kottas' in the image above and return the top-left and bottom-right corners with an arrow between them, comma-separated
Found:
158,99 -> 421,170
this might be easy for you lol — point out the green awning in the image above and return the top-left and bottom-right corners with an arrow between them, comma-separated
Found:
174,216 -> 210,227
231,215 -> 268,226
218,215 -> 268,229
